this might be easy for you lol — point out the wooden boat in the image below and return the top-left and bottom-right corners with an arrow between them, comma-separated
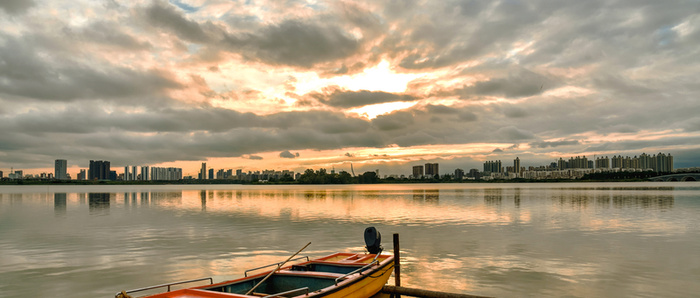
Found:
117,228 -> 394,298
117,252 -> 394,298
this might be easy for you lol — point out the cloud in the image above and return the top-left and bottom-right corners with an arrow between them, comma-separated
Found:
243,154 -> 263,160
371,111 -> 414,131
3,0 -> 700,174
496,126 -> 535,141
280,151 -> 300,158
0,0 -> 34,14
0,34 -> 182,103
74,21 -> 152,51
458,111 -> 478,122
313,89 -> 415,108
683,118 -> 700,132
530,140 -> 581,149
344,152 -> 355,157
143,1 -> 218,43
424,104 -> 459,114
459,69 -> 554,99
225,20 -> 361,68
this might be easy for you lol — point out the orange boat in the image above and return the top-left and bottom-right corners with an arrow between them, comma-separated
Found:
117,228 -> 394,298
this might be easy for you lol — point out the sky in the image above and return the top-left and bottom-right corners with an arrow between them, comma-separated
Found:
1,0 -> 699,177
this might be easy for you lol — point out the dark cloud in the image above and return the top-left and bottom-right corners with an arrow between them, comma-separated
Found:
530,140 -> 581,149
683,118 -> 700,132
393,131 -> 438,147
496,126 -> 535,141
371,111 -> 414,131
313,89 -> 415,108
503,106 -> 528,118
243,155 -> 263,160
143,1 -> 219,43
344,152 -> 355,157
75,21 -> 152,51
0,0 -> 34,14
458,69 -> 553,99
3,0 -> 700,173
0,34 -> 181,102
424,104 -> 459,114
280,151 -> 299,159
458,111 -> 478,122
225,20 -> 361,68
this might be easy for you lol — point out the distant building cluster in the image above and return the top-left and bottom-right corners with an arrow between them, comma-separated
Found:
411,152 -> 675,181
197,163 -> 295,182
411,163 -> 439,179
0,152 -> 679,182
0,159 -> 294,182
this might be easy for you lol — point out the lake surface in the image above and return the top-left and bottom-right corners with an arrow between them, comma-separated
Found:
1,182 -> 699,298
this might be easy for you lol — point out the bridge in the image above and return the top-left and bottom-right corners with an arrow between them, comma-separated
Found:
649,173 -> 700,181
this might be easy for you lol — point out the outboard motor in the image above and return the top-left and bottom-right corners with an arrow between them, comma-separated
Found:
364,227 -> 382,254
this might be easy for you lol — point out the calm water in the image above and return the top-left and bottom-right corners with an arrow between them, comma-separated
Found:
1,182 -> 699,298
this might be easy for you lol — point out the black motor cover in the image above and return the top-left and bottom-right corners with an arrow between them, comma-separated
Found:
364,227 -> 382,254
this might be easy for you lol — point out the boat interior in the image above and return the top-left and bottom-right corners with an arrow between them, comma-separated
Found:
199,253 -> 390,297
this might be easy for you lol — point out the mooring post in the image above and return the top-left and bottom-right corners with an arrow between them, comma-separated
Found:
393,233 -> 401,298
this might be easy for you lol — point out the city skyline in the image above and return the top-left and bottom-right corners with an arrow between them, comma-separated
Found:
2,1 -> 700,176
2,150 -> 682,181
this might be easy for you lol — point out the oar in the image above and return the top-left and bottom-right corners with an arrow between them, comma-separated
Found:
245,242 -> 312,296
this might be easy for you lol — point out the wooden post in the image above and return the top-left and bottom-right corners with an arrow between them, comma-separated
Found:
381,286 -> 494,298
393,233 -> 401,298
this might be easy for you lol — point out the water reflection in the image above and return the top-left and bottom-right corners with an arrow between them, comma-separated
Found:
54,193 -> 66,216
412,189 -> 440,203
200,190 -> 206,212
0,183 -> 696,298
88,193 -> 110,214
611,194 -> 674,209
550,193 -> 674,209
150,192 -> 182,204
484,188 -> 503,206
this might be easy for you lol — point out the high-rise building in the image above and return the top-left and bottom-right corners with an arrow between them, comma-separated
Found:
595,156 -> 610,169
513,157 -> 521,175
425,163 -> 439,177
454,168 -> 464,180
208,168 -> 214,180
88,160 -> 111,180
9,170 -> 23,179
150,167 -> 182,180
200,163 -> 207,180
77,169 -> 86,180
141,166 -> 149,181
412,165 -> 424,178
483,160 -> 502,173
655,153 -> 673,172
55,159 -> 68,180
124,166 -> 130,181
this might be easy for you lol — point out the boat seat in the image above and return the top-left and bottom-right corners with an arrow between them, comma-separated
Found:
276,270 -> 345,279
